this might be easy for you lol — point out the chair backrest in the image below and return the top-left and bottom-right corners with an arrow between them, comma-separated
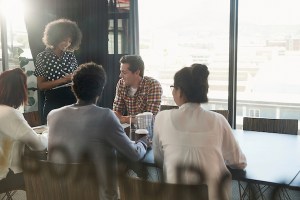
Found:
211,109 -> 229,121
160,105 -> 179,111
23,158 -> 99,200
119,175 -> 208,200
23,111 -> 42,127
0,173 -> 25,194
243,117 -> 298,135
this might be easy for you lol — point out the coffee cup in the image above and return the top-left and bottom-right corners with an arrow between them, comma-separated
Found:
136,112 -> 153,138
135,129 -> 149,141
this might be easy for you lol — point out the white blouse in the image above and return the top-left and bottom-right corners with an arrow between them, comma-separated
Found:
0,105 -> 47,180
153,103 -> 247,200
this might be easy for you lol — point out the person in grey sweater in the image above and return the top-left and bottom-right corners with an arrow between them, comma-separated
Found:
47,62 -> 148,200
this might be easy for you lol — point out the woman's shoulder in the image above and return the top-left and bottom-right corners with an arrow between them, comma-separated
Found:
156,109 -> 173,119
36,49 -> 52,58
0,106 -> 24,122
0,105 -> 20,115
64,51 -> 75,55
206,109 -> 228,121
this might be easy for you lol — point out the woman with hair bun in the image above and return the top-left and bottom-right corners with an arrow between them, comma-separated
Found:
153,64 -> 247,200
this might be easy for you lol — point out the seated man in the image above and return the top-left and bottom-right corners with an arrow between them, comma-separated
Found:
47,62 -> 148,200
113,55 -> 163,124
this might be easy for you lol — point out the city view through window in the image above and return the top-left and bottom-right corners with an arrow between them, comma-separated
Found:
139,0 -> 300,130
1,0 -> 300,130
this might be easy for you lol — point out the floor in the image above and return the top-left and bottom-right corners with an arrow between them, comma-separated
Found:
0,190 -> 26,200
1,181 -> 300,200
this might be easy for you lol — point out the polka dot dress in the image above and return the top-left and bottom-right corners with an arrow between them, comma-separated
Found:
34,48 -> 78,82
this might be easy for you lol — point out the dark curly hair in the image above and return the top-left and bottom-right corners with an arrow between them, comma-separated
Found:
120,55 -> 144,77
174,63 -> 209,103
42,18 -> 82,50
0,68 -> 28,108
72,62 -> 107,101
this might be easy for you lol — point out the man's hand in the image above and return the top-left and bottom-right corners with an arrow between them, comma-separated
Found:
113,111 -> 122,119
137,135 -> 151,149
120,116 -> 131,124
113,111 -> 131,124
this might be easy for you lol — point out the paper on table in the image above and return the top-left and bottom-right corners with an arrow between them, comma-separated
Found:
33,125 -> 48,134
121,123 -> 131,129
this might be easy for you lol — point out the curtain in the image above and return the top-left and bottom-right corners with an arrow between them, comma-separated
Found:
24,0 -> 110,108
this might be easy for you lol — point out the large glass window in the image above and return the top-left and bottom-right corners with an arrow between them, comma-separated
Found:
1,0 -> 32,69
1,0 -> 37,112
237,0 -> 300,130
139,0 -> 230,110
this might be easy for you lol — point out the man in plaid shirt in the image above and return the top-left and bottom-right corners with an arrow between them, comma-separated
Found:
113,55 -> 162,124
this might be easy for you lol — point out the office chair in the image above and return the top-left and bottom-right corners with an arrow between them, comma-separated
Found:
243,117 -> 298,135
118,174 -> 209,200
239,117 -> 299,200
0,177 -> 25,200
23,158 -> 100,200
211,109 -> 229,121
23,111 -> 42,127
159,105 -> 178,111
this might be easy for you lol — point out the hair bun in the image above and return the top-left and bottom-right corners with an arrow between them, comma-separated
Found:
190,63 -> 209,79
190,64 -> 209,85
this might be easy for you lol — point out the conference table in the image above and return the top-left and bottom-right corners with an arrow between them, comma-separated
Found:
33,125 -> 300,197
140,129 -> 300,192
289,172 -> 300,190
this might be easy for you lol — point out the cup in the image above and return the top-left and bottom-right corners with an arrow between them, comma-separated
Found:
136,112 -> 153,138
135,129 -> 149,141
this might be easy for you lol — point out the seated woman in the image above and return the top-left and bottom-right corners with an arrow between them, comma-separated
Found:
0,68 -> 47,190
47,62 -> 148,200
153,64 -> 247,200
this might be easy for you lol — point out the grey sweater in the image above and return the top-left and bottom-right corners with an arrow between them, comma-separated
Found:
47,104 -> 146,200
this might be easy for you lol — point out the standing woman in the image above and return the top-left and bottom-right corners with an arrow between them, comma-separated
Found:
0,68 -> 47,190
153,64 -> 247,200
34,18 -> 82,123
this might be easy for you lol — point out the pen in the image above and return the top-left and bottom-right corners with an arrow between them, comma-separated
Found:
61,70 -> 69,75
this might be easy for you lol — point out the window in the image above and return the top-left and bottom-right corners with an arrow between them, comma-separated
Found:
1,0 -> 32,70
237,0 -> 300,130
1,0 -> 37,113
139,0 -> 230,111
108,0 -> 130,54
139,0 -> 300,132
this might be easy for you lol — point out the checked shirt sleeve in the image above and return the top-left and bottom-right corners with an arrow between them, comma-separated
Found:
113,80 -> 126,114
145,79 -> 162,115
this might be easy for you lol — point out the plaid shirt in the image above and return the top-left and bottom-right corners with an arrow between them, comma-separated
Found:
113,76 -> 162,116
